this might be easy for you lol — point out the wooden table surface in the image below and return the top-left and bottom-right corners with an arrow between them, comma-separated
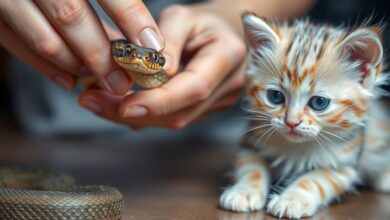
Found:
0,122 -> 389,220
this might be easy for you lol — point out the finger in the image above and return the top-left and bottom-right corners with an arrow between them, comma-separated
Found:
35,0 -> 130,94
122,66 -> 244,129
0,19 -> 74,89
118,31 -> 246,118
210,89 -> 242,111
0,0 -> 86,77
79,87 -> 190,129
79,88 -> 155,130
102,21 -> 124,40
79,84 -> 238,130
98,0 -> 164,51
193,91 -> 242,122
79,88 -> 130,122
157,5 -> 194,75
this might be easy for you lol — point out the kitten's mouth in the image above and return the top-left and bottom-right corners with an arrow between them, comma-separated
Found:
287,130 -> 302,137
286,130 -> 304,138
284,130 -> 308,142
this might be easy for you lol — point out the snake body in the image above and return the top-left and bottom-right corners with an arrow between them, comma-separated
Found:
0,41 -> 167,219
0,167 -> 124,219
79,39 -> 169,89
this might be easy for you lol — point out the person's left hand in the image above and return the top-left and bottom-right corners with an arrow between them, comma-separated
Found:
78,4 -> 246,129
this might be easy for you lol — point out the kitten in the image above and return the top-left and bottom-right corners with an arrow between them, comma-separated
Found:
219,13 -> 390,219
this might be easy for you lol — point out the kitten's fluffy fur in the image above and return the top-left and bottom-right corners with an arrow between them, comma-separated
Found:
219,13 -> 390,219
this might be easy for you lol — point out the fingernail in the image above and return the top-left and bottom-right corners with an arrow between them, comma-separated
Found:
123,106 -> 148,118
139,28 -> 164,51
106,70 -> 128,94
54,76 -> 72,90
79,66 -> 91,75
80,99 -> 102,114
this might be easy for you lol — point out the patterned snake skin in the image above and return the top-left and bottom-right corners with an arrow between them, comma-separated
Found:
0,167 -> 124,219
78,39 -> 170,89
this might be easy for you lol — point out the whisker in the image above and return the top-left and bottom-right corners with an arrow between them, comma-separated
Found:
264,128 -> 277,143
241,124 -> 273,136
320,130 -> 350,145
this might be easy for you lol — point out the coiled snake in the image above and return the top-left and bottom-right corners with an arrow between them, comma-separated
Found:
0,40 -> 170,219
0,167 -> 123,220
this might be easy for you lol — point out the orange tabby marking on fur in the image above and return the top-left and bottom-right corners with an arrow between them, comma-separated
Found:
297,180 -> 312,192
340,120 -> 350,129
323,170 -> 344,194
312,180 -> 326,200
339,100 -> 367,117
342,135 -> 362,153
327,109 -> 348,123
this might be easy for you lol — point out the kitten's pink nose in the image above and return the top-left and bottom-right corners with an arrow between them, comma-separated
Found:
285,120 -> 302,129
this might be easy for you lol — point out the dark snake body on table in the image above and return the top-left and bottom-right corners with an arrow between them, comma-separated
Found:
0,40 -> 169,219
0,167 -> 123,219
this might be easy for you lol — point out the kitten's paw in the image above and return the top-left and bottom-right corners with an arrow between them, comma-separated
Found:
219,185 -> 266,212
267,193 -> 316,219
374,170 -> 390,193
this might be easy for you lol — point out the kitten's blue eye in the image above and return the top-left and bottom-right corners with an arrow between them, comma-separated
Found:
266,89 -> 285,105
309,96 -> 330,111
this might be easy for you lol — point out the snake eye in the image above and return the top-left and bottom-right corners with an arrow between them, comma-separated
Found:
151,53 -> 160,63
158,56 -> 165,66
125,47 -> 132,56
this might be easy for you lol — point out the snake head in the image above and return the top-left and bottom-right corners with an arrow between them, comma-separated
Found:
111,39 -> 165,74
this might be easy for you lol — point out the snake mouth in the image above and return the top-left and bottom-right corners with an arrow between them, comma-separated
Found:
114,57 -> 162,75
119,63 -> 159,74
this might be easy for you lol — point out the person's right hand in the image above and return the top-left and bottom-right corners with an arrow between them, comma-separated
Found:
0,0 -> 166,94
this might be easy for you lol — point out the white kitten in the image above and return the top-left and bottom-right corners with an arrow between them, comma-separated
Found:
220,13 -> 390,219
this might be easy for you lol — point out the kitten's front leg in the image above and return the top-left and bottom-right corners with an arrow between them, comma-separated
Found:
220,149 -> 270,212
267,167 -> 360,219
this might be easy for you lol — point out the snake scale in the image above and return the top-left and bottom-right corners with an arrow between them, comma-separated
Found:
0,40 -> 169,219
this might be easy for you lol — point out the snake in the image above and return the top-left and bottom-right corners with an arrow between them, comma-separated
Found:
0,167 -> 124,219
78,39 -> 170,89
0,41 -> 167,219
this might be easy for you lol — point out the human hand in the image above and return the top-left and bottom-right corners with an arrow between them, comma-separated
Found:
0,0 -> 166,94
78,4 -> 246,129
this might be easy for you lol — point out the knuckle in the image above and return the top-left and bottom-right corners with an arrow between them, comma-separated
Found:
160,4 -> 191,19
83,49 -> 108,67
51,0 -> 85,27
194,78 -> 212,101
35,38 -> 62,57
117,2 -> 147,24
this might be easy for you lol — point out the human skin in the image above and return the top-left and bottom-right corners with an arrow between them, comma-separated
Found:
78,0 -> 315,129
0,0 -> 165,94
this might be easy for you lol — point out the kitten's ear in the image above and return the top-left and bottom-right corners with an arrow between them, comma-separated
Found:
242,13 -> 280,50
336,27 -> 383,78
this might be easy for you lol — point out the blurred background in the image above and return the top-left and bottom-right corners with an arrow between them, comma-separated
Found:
0,0 -> 389,219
